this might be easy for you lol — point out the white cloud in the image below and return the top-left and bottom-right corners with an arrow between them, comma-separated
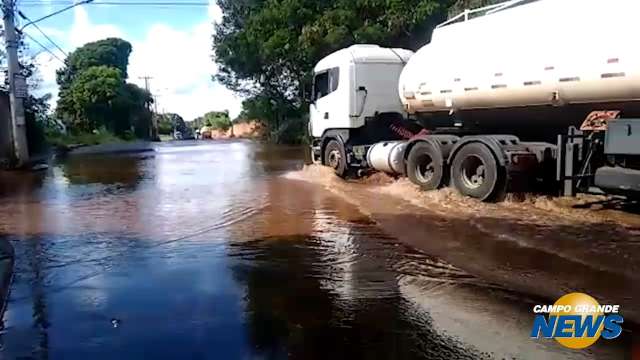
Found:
69,6 -> 124,48
128,21 -> 241,120
208,0 -> 223,23
34,52 -> 60,102
33,2 -> 243,120
33,26 -> 67,42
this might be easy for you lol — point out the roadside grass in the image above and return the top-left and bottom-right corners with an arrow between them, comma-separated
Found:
46,128 -> 132,148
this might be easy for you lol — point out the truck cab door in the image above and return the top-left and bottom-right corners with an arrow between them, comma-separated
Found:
310,69 -> 339,138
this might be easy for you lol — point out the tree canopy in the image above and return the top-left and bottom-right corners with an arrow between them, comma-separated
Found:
448,0 -> 502,17
156,113 -> 191,136
192,111 -> 232,132
56,38 -> 132,92
55,38 -> 152,138
212,0 -> 456,143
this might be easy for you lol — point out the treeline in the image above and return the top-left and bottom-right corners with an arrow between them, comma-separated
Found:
2,37 -> 157,154
213,0 -> 482,144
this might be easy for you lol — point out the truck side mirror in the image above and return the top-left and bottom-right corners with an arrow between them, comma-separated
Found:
306,92 -> 314,106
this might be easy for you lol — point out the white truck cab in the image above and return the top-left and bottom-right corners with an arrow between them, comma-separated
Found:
309,45 -> 414,139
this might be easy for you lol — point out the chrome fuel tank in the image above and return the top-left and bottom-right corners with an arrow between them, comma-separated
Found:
367,141 -> 407,174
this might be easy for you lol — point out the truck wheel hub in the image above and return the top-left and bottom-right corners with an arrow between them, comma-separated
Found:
462,155 -> 486,189
415,155 -> 435,183
328,149 -> 342,169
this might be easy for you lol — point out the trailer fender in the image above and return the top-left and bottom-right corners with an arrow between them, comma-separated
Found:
447,135 -> 520,168
404,134 -> 460,165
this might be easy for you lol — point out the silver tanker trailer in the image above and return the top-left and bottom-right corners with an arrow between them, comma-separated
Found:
309,0 -> 640,201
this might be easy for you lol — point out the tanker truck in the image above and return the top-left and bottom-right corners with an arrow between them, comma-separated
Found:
309,0 -> 640,201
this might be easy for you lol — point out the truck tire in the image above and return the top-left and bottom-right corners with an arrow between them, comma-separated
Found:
451,143 -> 506,201
407,142 -> 444,191
324,139 -> 348,177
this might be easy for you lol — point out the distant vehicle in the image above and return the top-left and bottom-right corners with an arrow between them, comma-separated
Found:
309,0 -> 640,201
173,129 -> 195,141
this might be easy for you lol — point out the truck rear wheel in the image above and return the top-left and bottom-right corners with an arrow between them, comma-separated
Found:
324,139 -> 348,178
407,142 -> 444,191
451,143 -> 506,201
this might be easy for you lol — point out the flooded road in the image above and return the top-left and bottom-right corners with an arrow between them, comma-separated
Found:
0,140 -> 635,359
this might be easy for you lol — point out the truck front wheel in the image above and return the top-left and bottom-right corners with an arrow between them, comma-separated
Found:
451,143 -> 506,202
407,142 -> 444,191
324,139 -> 348,178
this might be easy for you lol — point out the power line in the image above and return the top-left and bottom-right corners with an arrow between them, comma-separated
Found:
32,22 -> 67,56
21,31 -> 65,63
18,0 -> 93,30
19,13 -> 68,57
19,1 -> 210,6
16,1 -> 91,61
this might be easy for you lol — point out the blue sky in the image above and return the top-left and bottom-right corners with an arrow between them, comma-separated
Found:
21,0 -> 242,120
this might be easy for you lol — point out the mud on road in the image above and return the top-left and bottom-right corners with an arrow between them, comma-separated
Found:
288,165 -> 640,324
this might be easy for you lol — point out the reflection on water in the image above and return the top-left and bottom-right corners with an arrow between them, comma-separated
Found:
227,236 -> 481,360
0,140 -> 630,359
61,155 -> 144,187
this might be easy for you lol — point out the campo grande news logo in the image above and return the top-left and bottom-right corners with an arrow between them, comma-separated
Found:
530,292 -> 624,349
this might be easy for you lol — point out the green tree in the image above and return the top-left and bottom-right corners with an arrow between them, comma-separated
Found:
55,38 -> 152,138
204,111 -> 232,131
62,65 -> 123,132
155,113 -> 189,136
190,111 -> 232,132
212,0 -> 454,143
116,83 -> 154,138
56,38 -> 132,92
156,114 -> 174,135
448,0 -> 502,17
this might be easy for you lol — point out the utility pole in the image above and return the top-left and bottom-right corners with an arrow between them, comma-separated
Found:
3,0 -> 29,168
138,75 -> 157,140
139,76 -> 152,94
153,94 -> 159,115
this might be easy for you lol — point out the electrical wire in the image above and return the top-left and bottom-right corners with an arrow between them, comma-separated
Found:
18,1 -> 210,6
21,31 -> 65,63
18,0 -> 93,31
14,0 -> 213,64
28,22 -> 67,57
18,10 -> 68,57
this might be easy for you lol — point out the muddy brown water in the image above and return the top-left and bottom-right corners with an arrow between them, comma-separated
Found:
0,140 -> 636,359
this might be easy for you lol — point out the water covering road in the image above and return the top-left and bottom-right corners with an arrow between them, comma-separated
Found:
0,140 -> 635,359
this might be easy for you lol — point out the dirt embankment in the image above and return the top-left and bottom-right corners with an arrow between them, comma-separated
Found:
201,120 -> 265,140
